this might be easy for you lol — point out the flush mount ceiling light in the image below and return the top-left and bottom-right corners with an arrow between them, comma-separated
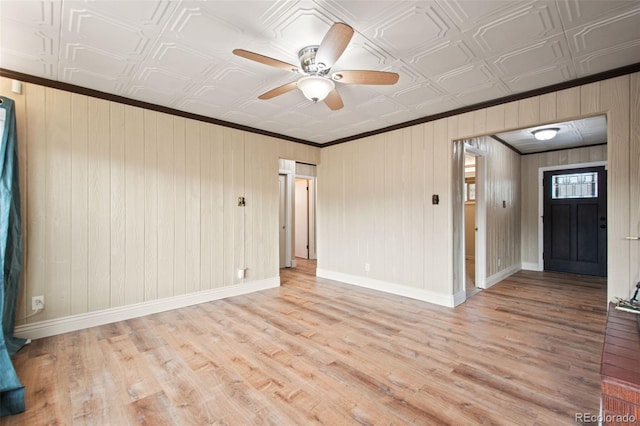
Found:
297,76 -> 335,103
532,128 -> 559,141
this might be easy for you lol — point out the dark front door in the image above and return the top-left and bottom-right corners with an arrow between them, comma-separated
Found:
543,166 -> 607,276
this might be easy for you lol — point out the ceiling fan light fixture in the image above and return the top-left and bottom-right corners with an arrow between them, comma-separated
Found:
297,76 -> 335,102
532,128 -> 559,141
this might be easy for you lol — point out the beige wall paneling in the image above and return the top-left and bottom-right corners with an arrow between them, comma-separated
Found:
422,123 -> 435,291
143,109 -> 159,302
157,113 -> 176,299
630,74 -> 640,294
198,122 -> 213,290
207,124 -> 225,290
87,96 -> 111,312
245,132 -> 279,281
539,93 -> 557,123
319,142 -> 346,273
110,102 -> 126,307
223,128 -> 245,286
124,105 -> 145,305
369,135 -> 387,281
2,77 -> 323,329
277,139 -> 320,166
434,118 -> 452,294
557,87 -> 581,121
520,153 -> 541,267
184,119 -> 201,293
602,76 -> 630,299
485,104 -> 506,134
45,88 -> 72,318
173,116 -> 187,297
457,111 -> 475,139
23,84 -> 46,323
410,125 -> 426,290
473,109 -> 487,136
581,82 -> 600,115
504,101 -> 519,130
70,94 -> 88,315
518,96 -> 540,128
383,130 -> 404,283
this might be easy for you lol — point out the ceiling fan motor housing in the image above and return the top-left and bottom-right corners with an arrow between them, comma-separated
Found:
298,46 -> 329,75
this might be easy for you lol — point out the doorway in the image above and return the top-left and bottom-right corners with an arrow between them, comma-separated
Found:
464,154 -> 478,295
294,177 -> 316,260
543,166 -> 607,276
278,172 -> 293,268
462,145 -> 486,297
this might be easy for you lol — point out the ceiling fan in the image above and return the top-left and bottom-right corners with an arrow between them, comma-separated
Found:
233,22 -> 399,111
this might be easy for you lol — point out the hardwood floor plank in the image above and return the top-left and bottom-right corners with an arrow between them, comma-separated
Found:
3,262 -> 607,425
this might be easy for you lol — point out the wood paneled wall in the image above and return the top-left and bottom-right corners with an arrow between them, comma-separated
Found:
319,74 -> 639,304
0,77 -> 319,324
520,145 -> 607,267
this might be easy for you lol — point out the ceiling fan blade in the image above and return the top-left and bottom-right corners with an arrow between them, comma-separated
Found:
333,70 -> 399,85
324,89 -> 344,111
258,82 -> 298,100
315,23 -> 354,69
233,49 -> 299,72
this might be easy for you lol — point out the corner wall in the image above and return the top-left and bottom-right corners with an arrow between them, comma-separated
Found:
0,77 -> 320,336
318,74 -> 639,305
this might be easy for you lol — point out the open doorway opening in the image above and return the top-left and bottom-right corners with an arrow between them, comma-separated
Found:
279,159 -> 317,276
294,163 -> 317,276
464,154 -> 480,297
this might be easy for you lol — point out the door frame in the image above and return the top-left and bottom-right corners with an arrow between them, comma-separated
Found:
278,170 -> 294,268
295,174 -> 317,260
537,161 -> 607,271
464,145 -> 487,291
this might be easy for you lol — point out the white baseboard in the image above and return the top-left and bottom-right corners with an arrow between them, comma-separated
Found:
484,264 -> 521,289
317,269 -> 455,307
521,262 -> 542,271
291,259 -> 297,268
15,277 -> 280,340
453,290 -> 467,306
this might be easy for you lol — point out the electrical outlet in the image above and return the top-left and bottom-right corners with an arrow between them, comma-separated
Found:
32,296 -> 44,311
364,263 -> 370,272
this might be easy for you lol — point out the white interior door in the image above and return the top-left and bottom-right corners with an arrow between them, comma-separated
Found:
295,178 -> 309,259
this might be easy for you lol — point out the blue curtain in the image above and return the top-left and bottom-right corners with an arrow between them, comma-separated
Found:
0,96 -> 26,416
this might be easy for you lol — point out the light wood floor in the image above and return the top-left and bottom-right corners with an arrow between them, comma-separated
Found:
2,264 -> 607,425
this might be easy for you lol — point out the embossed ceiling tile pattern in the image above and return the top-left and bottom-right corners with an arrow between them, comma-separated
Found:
503,62 -> 575,92
555,0 -> 637,29
363,2 -> 459,56
412,95 -> 464,118
434,61 -> 497,93
470,2 -> 563,55
564,6 -> 640,55
391,82 -> 445,108
573,41 -> 640,77
0,1 -> 61,79
1,0 -> 638,144
410,35 -> 477,78
436,0 -> 529,32
454,81 -> 510,105
486,34 -> 572,78
144,40 -> 220,78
